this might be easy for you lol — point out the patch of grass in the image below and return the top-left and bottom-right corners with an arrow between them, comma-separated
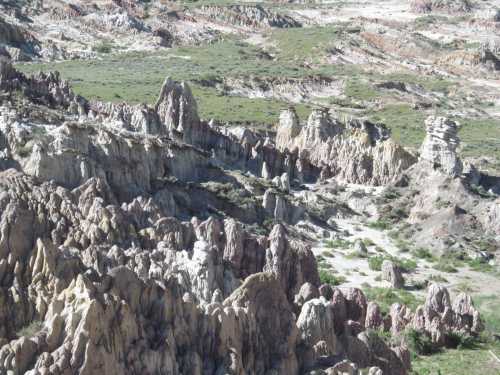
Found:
344,78 -> 380,101
324,238 -> 352,249
413,293 -> 500,375
367,104 -> 427,148
412,248 -> 435,261
363,286 -> 423,314
319,269 -> 346,287
92,41 -> 113,54
368,255 -> 384,271
17,320 -> 43,338
270,25 -> 341,62
367,220 -> 391,230
405,328 -> 439,357
459,118 -> 500,173
368,255 -> 417,273
467,258 -> 495,273
433,261 -> 458,273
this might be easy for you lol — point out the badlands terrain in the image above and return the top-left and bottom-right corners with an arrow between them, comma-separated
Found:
0,0 -> 500,374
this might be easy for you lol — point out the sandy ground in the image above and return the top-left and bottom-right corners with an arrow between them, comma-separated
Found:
310,181 -> 500,300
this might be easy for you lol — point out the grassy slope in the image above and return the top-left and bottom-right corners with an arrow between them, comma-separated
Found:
17,28 -> 500,157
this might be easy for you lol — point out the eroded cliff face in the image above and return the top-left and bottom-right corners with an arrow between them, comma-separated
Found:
276,108 -> 417,186
0,62 -> 490,375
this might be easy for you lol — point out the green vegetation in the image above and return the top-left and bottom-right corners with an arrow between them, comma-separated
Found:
367,220 -> 391,230
17,320 -> 43,338
367,104 -> 427,148
363,286 -> 423,314
319,269 -> 347,286
433,261 -> 458,273
459,118 -> 500,171
344,78 -> 380,101
15,23 -> 498,164
92,41 -> 114,54
367,255 -> 385,271
270,25 -> 341,62
324,238 -> 352,249
405,329 -> 439,356
412,247 -> 434,261
412,294 -> 500,374
367,254 -> 417,273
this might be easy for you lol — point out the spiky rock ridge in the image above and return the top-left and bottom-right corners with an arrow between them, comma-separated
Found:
0,63 -> 486,374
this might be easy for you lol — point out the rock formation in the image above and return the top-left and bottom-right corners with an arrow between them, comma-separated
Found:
419,116 -> 463,177
0,62 -> 426,374
191,4 -> 302,29
381,260 -> 405,289
389,284 -> 483,345
276,108 -> 417,185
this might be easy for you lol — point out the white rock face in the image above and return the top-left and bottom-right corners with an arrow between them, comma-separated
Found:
419,116 -> 463,177
297,297 -> 339,356
275,108 -> 416,185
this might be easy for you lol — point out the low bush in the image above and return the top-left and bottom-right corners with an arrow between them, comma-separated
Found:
319,269 -> 346,286
404,328 -> 438,356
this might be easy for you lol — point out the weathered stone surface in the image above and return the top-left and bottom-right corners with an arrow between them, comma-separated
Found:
275,108 -> 416,185
381,260 -> 405,289
365,301 -> 384,330
419,116 -> 463,177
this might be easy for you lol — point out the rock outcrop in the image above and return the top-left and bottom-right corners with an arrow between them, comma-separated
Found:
390,284 -> 483,346
192,4 -> 302,29
381,260 -> 405,289
419,116 -> 463,177
276,108 -> 417,185
411,0 -> 473,13
0,63 -> 420,374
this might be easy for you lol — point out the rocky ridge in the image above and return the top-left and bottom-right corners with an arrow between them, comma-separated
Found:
0,61 -> 494,374
276,107 -> 417,185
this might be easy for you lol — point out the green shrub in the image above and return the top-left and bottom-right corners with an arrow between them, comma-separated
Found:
324,238 -> 352,249
446,332 -> 479,350
412,248 -> 434,261
368,255 -> 384,271
433,261 -> 458,273
467,258 -> 495,273
405,328 -> 438,356
17,320 -> 43,338
319,269 -> 346,287
363,287 -> 422,314
367,220 -> 391,230
92,42 -> 113,54
368,255 -> 416,273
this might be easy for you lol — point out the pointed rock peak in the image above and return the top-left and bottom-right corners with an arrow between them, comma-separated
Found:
276,107 -> 301,151
267,223 -> 290,257
279,107 -> 300,129
269,223 -> 288,245
425,283 -> 451,313
304,107 -> 343,140
154,76 -> 199,140
306,107 -> 331,128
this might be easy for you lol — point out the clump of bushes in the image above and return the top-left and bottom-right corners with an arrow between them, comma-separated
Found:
92,42 -> 113,54
404,328 -> 438,356
368,255 -> 417,273
319,269 -> 346,286
367,220 -> 391,230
